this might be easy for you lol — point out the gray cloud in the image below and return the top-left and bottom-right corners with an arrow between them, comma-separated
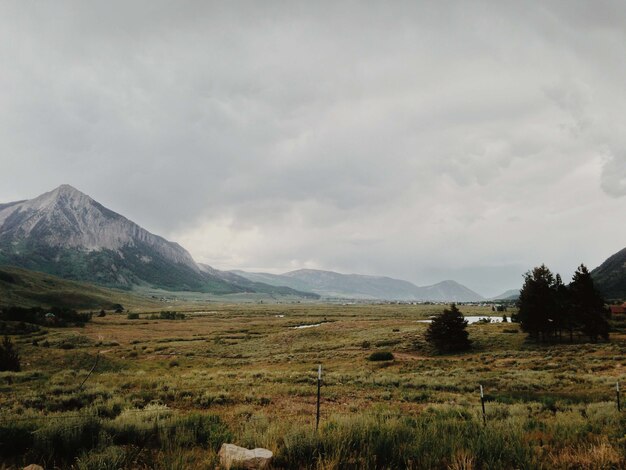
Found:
602,151 -> 626,197
1,1 -> 625,296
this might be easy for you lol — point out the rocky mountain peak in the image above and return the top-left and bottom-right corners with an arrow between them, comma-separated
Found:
0,185 -> 200,272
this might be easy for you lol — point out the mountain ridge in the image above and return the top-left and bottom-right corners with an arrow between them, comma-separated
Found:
232,268 -> 485,302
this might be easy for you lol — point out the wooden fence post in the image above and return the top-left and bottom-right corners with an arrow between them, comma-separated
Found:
316,364 -> 322,431
480,384 -> 486,425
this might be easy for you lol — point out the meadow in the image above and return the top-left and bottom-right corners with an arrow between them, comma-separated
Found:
2,302 -> 626,469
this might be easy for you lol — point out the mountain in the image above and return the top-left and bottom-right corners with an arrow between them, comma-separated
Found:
198,264 -> 319,298
232,268 -> 485,302
591,247 -> 626,299
0,185 -> 315,297
417,279 -> 485,302
490,289 -> 520,301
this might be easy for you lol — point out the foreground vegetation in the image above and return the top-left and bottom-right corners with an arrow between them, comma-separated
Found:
1,302 -> 626,468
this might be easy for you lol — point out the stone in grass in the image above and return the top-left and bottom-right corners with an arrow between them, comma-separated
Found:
23,465 -> 44,470
218,443 -> 273,469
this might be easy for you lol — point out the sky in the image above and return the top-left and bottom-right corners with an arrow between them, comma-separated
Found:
1,1 -> 625,297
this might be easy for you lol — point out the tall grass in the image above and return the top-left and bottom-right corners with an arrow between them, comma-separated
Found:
0,408 -> 230,468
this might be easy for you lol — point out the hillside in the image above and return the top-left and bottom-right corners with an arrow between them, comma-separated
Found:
591,247 -> 626,299
0,265 -> 157,310
490,289 -> 520,301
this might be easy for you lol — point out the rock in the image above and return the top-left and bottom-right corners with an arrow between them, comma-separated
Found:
218,443 -> 273,469
23,465 -> 44,470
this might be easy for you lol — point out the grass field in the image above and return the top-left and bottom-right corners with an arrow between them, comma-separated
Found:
2,303 -> 626,469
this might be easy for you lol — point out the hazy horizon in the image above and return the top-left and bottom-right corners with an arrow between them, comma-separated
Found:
1,2 -> 625,297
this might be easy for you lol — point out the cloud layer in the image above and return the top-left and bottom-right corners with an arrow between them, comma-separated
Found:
1,1 -> 625,296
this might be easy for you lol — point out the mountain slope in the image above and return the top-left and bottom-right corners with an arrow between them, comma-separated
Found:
229,270 -> 315,293
0,265 -> 158,310
591,247 -> 626,299
0,185 -> 312,297
418,280 -> 484,302
233,268 -> 484,301
199,265 -> 319,298
283,269 -> 424,300
490,289 -> 520,301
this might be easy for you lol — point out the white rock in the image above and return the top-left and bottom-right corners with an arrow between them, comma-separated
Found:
218,443 -> 273,469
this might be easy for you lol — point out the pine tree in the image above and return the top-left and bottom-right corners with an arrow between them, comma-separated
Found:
515,265 -> 556,341
425,304 -> 471,353
553,273 -> 571,342
569,264 -> 609,341
0,336 -> 21,372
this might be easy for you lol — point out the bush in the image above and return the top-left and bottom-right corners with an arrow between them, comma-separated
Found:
0,420 -> 35,457
0,336 -> 20,371
159,311 -> 185,320
127,313 -> 140,320
367,351 -> 394,361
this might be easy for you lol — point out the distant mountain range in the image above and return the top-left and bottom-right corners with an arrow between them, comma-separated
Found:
0,185 -> 317,298
0,184 -> 541,302
231,268 -> 485,302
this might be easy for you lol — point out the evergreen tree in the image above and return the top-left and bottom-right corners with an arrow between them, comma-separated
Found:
425,304 -> 471,353
553,273 -> 571,341
515,265 -> 556,340
569,264 -> 609,341
0,336 -> 20,372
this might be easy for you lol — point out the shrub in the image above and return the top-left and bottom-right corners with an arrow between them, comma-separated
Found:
75,446 -> 127,470
367,351 -> 394,361
0,336 -> 20,371
0,420 -> 35,457
127,313 -> 140,320
159,311 -> 185,320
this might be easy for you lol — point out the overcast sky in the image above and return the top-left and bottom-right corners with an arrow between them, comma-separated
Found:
1,1 -> 625,296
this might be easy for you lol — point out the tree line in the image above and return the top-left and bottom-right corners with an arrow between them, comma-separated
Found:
513,264 -> 609,342
0,306 -> 92,327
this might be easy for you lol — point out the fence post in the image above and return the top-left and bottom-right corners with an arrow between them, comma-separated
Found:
316,364 -> 322,431
480,384 -> 486,425
617,381 -> 621,412
79,352 -> 99,390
